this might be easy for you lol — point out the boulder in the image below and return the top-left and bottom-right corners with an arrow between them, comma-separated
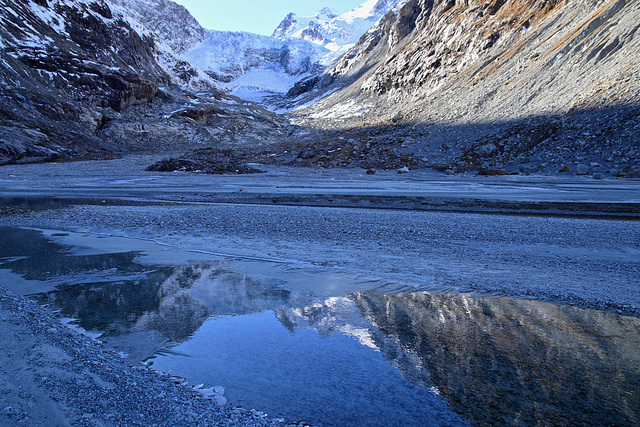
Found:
576,164 -> 589,175
475,143 -> 496,157
617,167 -> 640,178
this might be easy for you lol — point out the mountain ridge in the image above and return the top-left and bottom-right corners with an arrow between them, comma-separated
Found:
272,0 -> 404,56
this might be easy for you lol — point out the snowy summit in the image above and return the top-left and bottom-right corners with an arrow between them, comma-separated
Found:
272,0 -> 406,55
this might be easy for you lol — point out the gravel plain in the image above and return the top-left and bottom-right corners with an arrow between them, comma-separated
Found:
5,202 -> 640,313
1,156 -> 638,314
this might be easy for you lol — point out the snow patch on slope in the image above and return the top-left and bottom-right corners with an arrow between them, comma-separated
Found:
28,1 -> 66,33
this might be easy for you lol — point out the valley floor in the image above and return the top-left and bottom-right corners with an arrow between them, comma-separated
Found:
1,155 -> 639,424
1,155 -> 639,312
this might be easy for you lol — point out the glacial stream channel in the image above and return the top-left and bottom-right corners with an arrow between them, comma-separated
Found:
1,226 -> 639,426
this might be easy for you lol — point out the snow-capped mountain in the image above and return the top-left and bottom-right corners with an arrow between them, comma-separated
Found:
272,0 -> 406,58
97,0 -> 407,105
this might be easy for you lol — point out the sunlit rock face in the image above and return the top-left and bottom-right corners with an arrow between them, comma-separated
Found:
300,0 -> 640,123
351,291 -> 640,426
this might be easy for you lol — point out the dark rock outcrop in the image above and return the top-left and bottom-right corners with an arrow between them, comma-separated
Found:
146,148 -> 265,174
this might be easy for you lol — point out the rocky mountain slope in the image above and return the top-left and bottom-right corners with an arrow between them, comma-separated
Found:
108,0 -> 208,55
107,0 -> 215,91
290,0 -> 640,176
0,0 -> 290,165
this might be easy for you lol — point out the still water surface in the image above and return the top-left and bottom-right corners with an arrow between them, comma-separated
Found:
1,227 -> 639,426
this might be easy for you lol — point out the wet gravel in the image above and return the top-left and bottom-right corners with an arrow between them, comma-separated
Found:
2,200 -> 639,317
0,287 -> 304,426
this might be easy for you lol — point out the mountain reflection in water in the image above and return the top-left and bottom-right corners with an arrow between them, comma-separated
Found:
350,292 -> 640,426
0,227 -> 638,425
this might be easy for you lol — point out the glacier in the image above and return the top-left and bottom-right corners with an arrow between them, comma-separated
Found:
184,31 -> 327,103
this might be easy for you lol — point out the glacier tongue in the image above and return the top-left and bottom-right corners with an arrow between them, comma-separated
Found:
184,31 -> 328,104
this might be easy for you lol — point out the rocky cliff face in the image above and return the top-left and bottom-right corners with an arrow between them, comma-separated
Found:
107,0 -> 215,91
291,0 -> 640,175
0,0 -> 290,165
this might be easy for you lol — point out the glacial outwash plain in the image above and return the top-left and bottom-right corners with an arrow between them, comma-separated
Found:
1,0 -> 639,426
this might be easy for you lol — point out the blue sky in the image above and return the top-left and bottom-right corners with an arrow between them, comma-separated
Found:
173,0 -> 365,35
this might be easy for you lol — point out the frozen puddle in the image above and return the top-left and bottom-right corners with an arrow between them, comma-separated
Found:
1,227 -> 639,426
